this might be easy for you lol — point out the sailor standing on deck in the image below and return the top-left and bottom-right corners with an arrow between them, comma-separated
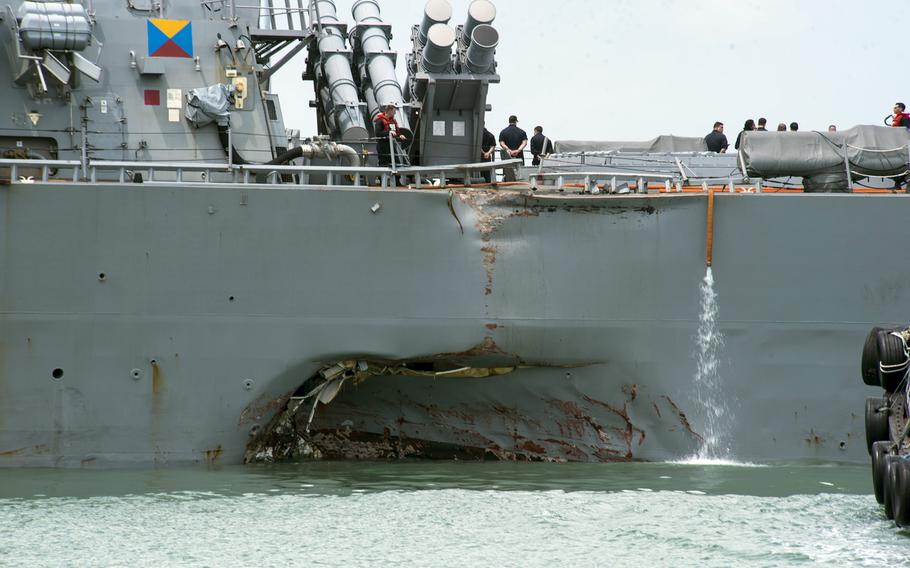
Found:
530,126 -> 554,167
481,127 -> 497,183
374,104 -> 407,168
704,122 -> 728,153
734,119 -> 756,151
499,115 -> 528,182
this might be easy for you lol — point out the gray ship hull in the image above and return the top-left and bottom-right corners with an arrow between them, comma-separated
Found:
0,182 -> 900,466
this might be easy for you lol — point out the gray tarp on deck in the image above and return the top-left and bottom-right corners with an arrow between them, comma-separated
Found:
554,135 -> 708,154
739,125 -> 910,178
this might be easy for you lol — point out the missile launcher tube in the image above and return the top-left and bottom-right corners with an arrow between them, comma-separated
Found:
308,0 -> 369,141
421,23 -> 456,73
459,0 -> 496,47
418,0 -> 452,46
351,0 -> 410,130
464,24 -> 498,74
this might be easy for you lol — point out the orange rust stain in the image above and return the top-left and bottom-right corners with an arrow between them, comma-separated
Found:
485,323 -> 498,331
706,187 -> 715,267
543,438 -> 588,461
239,392 -> 292,426
433,336 -> 510,361
203,445 -> 224,464
80,457 -> 97,467
481,245 -> 497,296
659,396 -> 704,442
0,444 -> 49,457
151,361 -> 162,396
520,440 -> 546,454
806,430 -> 824,446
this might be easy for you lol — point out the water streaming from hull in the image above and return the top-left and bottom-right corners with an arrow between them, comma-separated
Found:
690,267 -> 732,461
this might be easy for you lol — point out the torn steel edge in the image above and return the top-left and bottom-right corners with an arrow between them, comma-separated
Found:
244,357 -> 520,464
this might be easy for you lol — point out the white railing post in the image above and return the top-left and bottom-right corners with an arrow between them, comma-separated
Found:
843,144 -> 853,192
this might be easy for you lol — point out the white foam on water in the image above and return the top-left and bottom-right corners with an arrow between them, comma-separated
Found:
670,457 -> 765,468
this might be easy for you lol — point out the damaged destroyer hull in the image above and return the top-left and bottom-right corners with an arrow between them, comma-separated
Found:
0,182 -> 903,466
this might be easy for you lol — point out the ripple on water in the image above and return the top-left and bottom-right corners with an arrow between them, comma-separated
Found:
1,488 -> 909,567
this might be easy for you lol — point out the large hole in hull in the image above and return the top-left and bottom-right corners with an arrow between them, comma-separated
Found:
245,358 -> 518,464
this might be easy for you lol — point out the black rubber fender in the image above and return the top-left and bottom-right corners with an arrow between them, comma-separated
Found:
872,441 -> 891,504
885,454 -> 900,520
877,330 -> 908,392
866,397 -> 890,455
862,327 -> 884,386
895,458 -> 910,527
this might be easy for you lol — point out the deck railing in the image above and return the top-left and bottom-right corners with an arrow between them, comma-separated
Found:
0,156 -> 901,194
0,157 -> 518,190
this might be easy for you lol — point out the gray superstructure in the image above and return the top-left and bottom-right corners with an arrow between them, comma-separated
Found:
0,0 -> 908,467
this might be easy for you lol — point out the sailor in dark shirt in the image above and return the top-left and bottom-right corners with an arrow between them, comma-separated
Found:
499,115 -> 528,181
529,126 -> 554,166
734,119 -> 755,151
704,121 -> 728,153
481,127 -> 496,183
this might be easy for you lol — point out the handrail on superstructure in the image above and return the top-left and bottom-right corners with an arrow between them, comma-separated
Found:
201,0 -> 308,29
0,155 -> 515,189
83,158 -> 517,188
0,157 -> 765,193
397,159 -> 522,187
530,170 -> 681,194
0,158 -> 82,183
88,160 -> 394,187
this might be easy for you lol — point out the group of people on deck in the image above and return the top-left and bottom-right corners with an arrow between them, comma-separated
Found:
371,105 -> 552,182
481,116 -> 553,182
704,102 -> 910,154
705,118 -> 803,154
372,100 -> 910,181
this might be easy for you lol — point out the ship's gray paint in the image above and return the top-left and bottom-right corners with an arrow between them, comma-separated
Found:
0,1 -> 277,166
0,0 -> 903,468
0,181 -> 904,466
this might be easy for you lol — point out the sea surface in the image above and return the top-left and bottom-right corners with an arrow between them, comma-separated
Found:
0,460 -> 907,567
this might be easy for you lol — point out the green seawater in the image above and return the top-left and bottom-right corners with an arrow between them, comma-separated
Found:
0,461 -> 906,567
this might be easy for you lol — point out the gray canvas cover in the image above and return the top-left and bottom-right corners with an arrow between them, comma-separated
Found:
740,125 -> 910,179
184,84 -> 236,128
554,135 -> 708,154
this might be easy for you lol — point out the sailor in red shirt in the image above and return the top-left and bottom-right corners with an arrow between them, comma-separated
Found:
374,104 -> 407,167
891,102 -> 910,128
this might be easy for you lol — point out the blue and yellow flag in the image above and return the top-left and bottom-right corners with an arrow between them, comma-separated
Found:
147,19 -> 193,58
